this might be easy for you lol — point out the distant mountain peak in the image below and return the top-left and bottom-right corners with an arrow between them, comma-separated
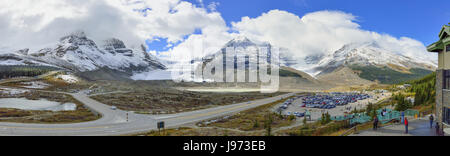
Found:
59,31 -> 98,49
194,37 -> 295,71
304,54 -> 324,65
306,42 -> 436,76
233,36 -> 251,42
103,38 -> 126,49
225,36 -> 256,47
0,32 -> 166,73
102,38 -> 133,56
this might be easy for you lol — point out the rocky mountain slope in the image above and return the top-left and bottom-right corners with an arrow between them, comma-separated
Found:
307,42 -> 436,76
197,36 -> 297,70
304,42 -> 436,84
1,33 -> 436,85
0,32 -> 166,74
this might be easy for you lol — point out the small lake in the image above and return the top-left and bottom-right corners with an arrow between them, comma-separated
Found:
0,98 -> 76,111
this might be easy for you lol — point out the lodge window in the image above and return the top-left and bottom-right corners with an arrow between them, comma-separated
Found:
447,44 -> 450,52
444,107 -> 450,125
445,70 -> 450,89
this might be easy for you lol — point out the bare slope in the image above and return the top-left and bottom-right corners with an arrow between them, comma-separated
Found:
317,66 -> 375,86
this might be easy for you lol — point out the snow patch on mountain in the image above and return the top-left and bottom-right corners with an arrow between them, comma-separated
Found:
0,32 -> 166,74
201,37 -> 296,69
304,42 -> 437,76
131,70 -> 173,80
56,74 -> 79,84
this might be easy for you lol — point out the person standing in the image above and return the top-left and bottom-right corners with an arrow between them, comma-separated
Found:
429,115 -> 434,129
404,117 -> 409,134
401,112 -> 405,123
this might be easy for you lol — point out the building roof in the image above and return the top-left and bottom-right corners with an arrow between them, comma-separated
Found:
428,40 -> 444,52
439,25 -> 450,39
428,24 -> 450,53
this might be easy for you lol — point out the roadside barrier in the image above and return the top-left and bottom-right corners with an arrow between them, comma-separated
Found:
350,115 -> 372,125
345,109 -> 405,125
405,109 -> 420,118
378,111 -> 401,124
317,109 -> 419,125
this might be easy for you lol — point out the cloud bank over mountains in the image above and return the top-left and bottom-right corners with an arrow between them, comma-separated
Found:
232,10 -> 436,64
0,0 -> 435,63
0,0 -> 227,52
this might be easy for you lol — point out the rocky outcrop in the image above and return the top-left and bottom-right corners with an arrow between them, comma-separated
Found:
0,31 -> 167,74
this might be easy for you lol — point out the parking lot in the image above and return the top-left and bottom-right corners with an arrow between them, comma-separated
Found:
274,91 -> 391,121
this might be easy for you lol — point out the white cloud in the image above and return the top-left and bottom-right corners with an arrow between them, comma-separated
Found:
231,10 -> 436,63
196,0 -> 204,8
0,0 -> 227,52
0,1 -> 436,67
208,2 -> 220,12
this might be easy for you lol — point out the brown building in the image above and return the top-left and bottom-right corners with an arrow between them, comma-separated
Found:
427,24 -> 450,128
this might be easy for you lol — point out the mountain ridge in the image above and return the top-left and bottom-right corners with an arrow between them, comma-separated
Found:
307,42 -> 436,76
0,32 -> 166,74
0,35 -> 437,85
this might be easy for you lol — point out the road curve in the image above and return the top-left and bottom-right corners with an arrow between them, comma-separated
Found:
0,90 -> 295,136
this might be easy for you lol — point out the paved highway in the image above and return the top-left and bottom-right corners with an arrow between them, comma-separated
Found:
0,88 -> 295,136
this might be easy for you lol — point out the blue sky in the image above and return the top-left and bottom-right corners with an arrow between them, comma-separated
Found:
181,0 -> 449,46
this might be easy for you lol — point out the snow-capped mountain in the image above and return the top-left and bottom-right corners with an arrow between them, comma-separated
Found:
0,50 -> 56,67
0,32 -> 166,73
199,36 -> 296,69
158,37 -> 298,82
305,42 -> 437,76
